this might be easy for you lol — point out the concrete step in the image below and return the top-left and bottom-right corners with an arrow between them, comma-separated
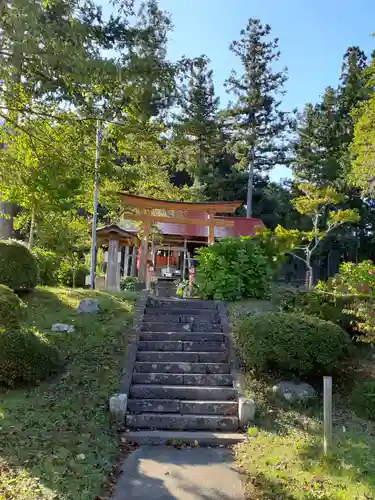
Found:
142,322 -> 222,333
138,341 -> 226,352
144,310 -> 220,323
134,362 -> 230,374
123,430 -> 246,445
132,373 -> 233,386
183,374 -> 233,386
139,332 -> 224,342
133,373 -> 183,385
136,351 -> 228,363
129,385 -> 235,401
126,413 -> 238,431
127,399 -> 179,413
147,298 -> 217,310
127,399 -> 237,416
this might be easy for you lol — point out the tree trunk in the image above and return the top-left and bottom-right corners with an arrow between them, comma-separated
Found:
306,254 -> 313,290
0,202 -> 13,239
28,205 -> 36,249
246,146 -> 255,218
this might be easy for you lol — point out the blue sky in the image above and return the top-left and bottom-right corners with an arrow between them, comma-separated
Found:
101,0 -> 375,179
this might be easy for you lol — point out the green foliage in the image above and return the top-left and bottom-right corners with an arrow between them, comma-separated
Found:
195,237 -> 271,301
278,288 -> 358,336
0,328 -> 62,386
0,284 -> 24,328
0,239 -> 37,290
317,260 -> 375,296
58,256 -> 89,288
235,311 -> 351,376
224,19 -> 290,216
120,276 -> 139,292
350,381 -> 375,421
32,247 -> 59,286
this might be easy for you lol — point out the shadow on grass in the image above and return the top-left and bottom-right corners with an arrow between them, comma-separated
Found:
0,287 -> 135,500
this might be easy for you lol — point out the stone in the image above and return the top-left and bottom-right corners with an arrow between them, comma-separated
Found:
239,397 -> 256,427
51,323 -> 75,333
136,351 -> 199,363
198,352 -> 228,363
127,399 -> 180,413
129,384 -> 236,401
109,393 -> 127,420
183,373 -> 232,386
139,331 -> 224,342
138,340 -> 183,351
180,401 -> 238,416
126,413 -> 238,431
183,341 -> 225,352
132,372 -> 183,385
111,445 -> 245,499
272,381 -> 316,404
76,298 -> 99,314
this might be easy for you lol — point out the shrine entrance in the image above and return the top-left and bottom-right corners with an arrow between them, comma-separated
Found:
117,194 -> 241,284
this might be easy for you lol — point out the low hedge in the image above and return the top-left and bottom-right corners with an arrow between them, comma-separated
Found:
0,239 -> 38,290
0,328 -> 62,386
278,289 -> 359,336
0,284 -> 24,328
235,311 -> 351,376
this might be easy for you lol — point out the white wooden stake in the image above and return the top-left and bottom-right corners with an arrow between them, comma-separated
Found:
323,376 -> 332,456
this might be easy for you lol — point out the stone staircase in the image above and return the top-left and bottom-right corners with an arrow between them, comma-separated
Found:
125,298 -> 242,441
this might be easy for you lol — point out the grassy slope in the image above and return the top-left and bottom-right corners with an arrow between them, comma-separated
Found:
0,287 -> 135,500
229,300 -> 375,500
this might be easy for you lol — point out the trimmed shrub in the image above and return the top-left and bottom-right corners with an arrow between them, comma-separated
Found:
350,381 -> 375,421
32,247 -> 60,286
120,276 -> 138,292
0,284 -> 24,328
235,312 -> 351,376
278,289 -> 358,335
195,237 -> 271,301
0,328 -> 62,386
0,239 -> 38,290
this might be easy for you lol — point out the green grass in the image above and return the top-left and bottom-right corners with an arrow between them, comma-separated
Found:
234,374 -> 375,499
0,287 -> 135,500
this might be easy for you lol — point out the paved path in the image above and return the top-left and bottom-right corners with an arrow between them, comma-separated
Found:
112,446 -> 245,500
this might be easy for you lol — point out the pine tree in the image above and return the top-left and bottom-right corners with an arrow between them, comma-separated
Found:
174,62 -> 220,185
224,19 -> 291,217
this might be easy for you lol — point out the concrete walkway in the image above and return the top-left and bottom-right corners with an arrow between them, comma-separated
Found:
112,446 -> 245,500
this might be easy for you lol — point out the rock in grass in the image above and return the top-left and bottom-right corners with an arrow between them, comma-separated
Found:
273,381 -> 316,404
76,298 -> 99,314
51,323 -> 75,333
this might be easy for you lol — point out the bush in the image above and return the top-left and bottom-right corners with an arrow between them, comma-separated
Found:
317,260 -> 375,296
0,284 -> 24,328
195,237 -> 271,301
350,381 -> 375,421
0,239 -> 38,290
235,311 -> 351,376
32,247 -> 60,286
0,328 -> 62,386
278,288 -> 358,335
120,276 -> 138,292
58,261 -> 89,288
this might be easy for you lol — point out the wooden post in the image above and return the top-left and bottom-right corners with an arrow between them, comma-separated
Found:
130,247 -> 137,277
105,236 -> 120,291
323,376 -> 332,456
139,216 -> 151,283
207,213 -> 215,245
124,246 -> 130,277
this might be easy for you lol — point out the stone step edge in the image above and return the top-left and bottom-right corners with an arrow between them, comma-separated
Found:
122,430 -> 245,445
130,384 -> 236,392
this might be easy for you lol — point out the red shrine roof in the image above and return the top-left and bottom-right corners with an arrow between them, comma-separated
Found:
156,216 -> 264,238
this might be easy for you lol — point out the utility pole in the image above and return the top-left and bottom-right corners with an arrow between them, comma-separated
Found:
89,119 -> 102,289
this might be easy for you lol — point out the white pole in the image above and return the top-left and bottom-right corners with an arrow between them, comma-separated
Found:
323,376 -> 332,456
89,119 -> 102,289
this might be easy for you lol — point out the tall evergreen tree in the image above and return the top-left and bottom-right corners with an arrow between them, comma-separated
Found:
224,19 -> 291,217
173,61 -> 220,185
